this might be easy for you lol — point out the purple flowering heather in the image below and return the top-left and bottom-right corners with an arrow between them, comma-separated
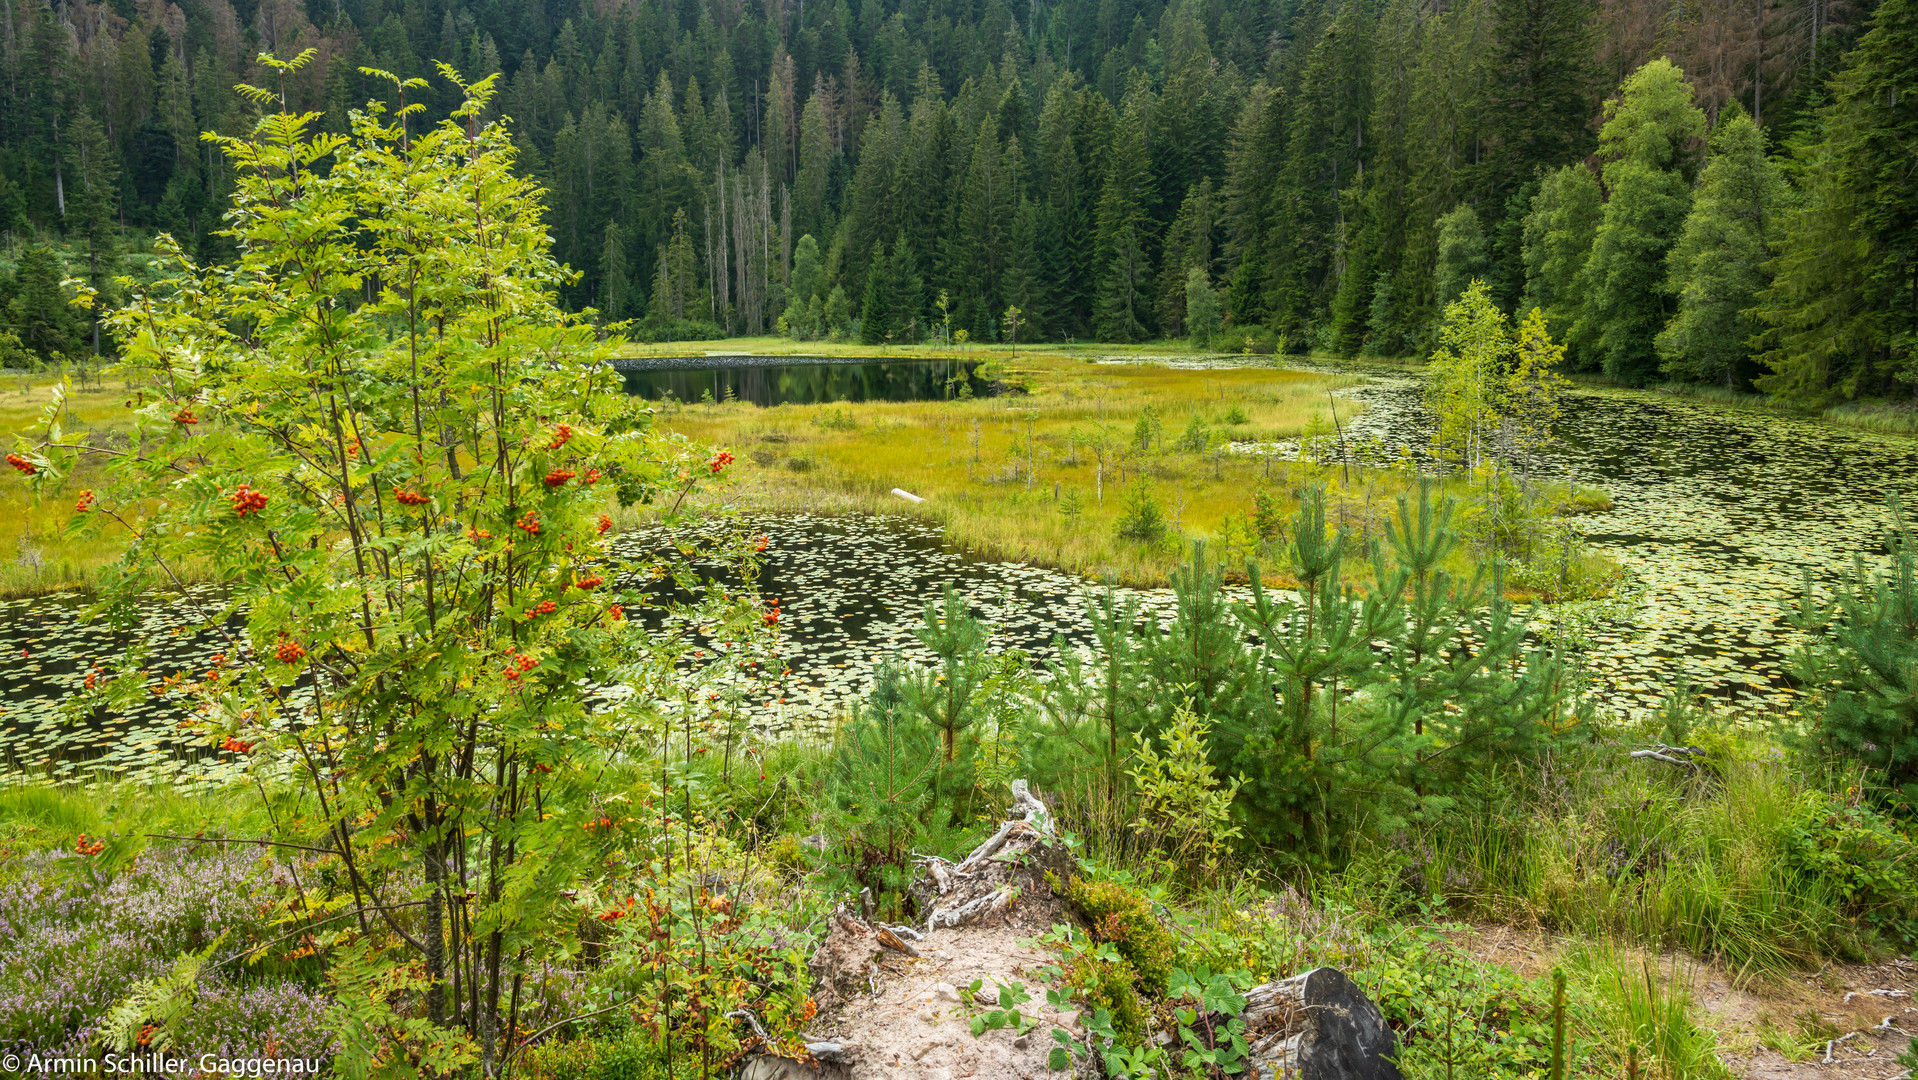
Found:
0,842 -> 332,1063
167,979 -> 337,1062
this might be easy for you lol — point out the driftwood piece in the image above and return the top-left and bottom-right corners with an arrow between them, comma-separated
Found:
1214,967 -> 1401,1080
926,885 -> 1015,930
1629,744 -> 1707,770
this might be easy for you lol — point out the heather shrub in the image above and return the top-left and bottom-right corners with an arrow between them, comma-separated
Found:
165,979 -> 337,1062
0,843 -> 328,1057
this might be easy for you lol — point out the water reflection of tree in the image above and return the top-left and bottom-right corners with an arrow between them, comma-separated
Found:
624,362 -> 988,406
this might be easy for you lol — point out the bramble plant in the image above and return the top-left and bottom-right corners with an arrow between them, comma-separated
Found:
1167,966 -> 1251,1075
7,56 -> 755,1068
963,978 -> 1037,1037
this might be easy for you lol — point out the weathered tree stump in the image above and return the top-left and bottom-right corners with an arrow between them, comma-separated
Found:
1224,966 -> 1401,1080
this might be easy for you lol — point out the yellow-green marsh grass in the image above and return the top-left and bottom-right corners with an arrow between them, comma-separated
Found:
0,374 -> 145,597
664,354 -> 1601,588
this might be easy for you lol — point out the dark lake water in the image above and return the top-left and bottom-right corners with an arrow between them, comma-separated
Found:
618,358 -> 992,406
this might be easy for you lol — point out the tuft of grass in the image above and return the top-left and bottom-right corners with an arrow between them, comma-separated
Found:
1426,734 -> 1889,975
1823,400 -> 1918,436
1574,944 -> 1730,1080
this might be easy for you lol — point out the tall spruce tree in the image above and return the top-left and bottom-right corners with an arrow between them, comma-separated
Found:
1754,0 -> 1918,397
1655,107 -> 1794,387
1093,79 -> 1156,343
1483,0 -> 1600,190
859,240 -> 894,344
6,246 -> 85,365
600,221 -> 632,319
66,110 -> 119,354
1845,0 -> 1918,385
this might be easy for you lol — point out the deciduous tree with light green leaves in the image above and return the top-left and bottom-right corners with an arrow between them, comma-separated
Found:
1506,307 -> 1573,471
1578,58 -> 1707,386
1426,284 -> 1570,474
1185,268 -> 1221,346
1434,204 -> 1491,310
1426,280 -> 1515,470
1521,164 -> 1602,358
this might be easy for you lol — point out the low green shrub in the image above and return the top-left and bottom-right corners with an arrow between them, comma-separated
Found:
1783,790 -> 1918,946
1218,323 -> 1281,355
1063,947 -> 1148,1044
518,1029 -> 667,1080
1787,494 -> 1918,803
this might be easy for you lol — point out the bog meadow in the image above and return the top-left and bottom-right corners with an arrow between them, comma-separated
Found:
0,0 -> 1915,1072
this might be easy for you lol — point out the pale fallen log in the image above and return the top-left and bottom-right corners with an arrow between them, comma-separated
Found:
926,885 -> 1014,930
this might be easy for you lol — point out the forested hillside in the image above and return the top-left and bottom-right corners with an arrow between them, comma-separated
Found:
0,0 -> 1911,397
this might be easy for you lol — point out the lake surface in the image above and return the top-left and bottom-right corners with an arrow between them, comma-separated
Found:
5,360 -> 1915,784
618,357 -> 992,406
1310,361 -> 1914,721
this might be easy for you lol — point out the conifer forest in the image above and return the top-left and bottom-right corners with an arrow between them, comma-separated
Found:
0,0 -> 1912,394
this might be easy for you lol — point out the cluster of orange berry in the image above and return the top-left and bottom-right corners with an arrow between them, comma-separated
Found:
75,489 -> 95,512
547,423 -> 574,449
230,485 -> 269,516
74,832 -> 107,856
220,735 -> 255,754
543,468 -> 577,487
515,510 -> 541,535
396,489 -> 431,506
708,450 -> 735,474
6,452 -> 36,475
172,408 -> 199,425
524,599 -> 558,620
606,604 -> 625,622
763,598 -> 781,627
502,652 -> 540,681
597,513 -> 613,535
275,641 -> 306,663
572,574 -> 605,590
583,467 -> 603,484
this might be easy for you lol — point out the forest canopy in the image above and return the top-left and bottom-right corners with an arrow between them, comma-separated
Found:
0,0 -> 1910,399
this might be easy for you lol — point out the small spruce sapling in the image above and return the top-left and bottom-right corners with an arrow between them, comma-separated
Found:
828,661 -> 941,903
901,585 -> 992,817
1115,482 -> 1167,543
